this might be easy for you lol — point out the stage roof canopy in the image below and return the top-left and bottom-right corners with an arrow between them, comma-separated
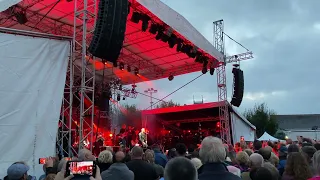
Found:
0,0 -> 224,84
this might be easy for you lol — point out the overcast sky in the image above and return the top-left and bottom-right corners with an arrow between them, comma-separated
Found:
126,0 -> 320,114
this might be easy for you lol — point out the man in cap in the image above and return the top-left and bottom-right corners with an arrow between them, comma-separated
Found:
7,163 -> 30,180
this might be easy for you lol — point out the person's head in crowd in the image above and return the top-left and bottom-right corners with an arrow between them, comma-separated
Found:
176,143 -> 187,156
263,161 -> 279,180
258,147 -> 272,161
199,136 -> 226,164
188,145 -> 195,154
312,150 -> 320,176
267,141 -> 274,148
151,144 -> 161,152
7,162 -> 30,180
278,145 -> 288,159
314,143 -> 320,151
286,138 -> 293,145
191,150 -> 199,158
167,148 -> 177,159
236,151 -> 250,166
269,152 -> 279,167
78,148 -> 95,161
98,150 -> 113,164
144,150 -> 155,164
249,153 -> 264,168
244,149 -> 253,156
250,167 -> 274,180
44,174 -> 56,180
114,151 -> 126,163
302,146 -> 317,164
253,140 -> 262,151
190,158 -> 202,170
287,144 -> 300,154
131,146 -> 144,160
164,157 -> 197,180
284,152 -> 312,180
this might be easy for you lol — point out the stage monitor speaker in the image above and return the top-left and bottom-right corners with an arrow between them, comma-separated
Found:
88,0 -> 129,63
231,68 -> 244,107
99,91 -> 111,114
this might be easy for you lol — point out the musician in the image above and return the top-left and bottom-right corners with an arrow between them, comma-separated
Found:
139,128 -> 148,148
118,124 -> 128,147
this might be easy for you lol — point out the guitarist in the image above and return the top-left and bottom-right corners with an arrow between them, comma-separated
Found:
139,128 -> 148,148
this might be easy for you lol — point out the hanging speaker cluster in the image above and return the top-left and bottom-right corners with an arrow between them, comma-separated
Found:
88,0 -> 129,63
230,66 -> 244,107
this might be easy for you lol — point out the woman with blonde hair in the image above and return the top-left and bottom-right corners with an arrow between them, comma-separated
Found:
309,151 -> 320,180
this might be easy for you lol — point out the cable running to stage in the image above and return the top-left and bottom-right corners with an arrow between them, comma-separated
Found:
144,73 -> 204,110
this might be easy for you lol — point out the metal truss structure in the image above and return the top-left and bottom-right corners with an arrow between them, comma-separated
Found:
73,0 -> 96,153
213,20 -> 231,145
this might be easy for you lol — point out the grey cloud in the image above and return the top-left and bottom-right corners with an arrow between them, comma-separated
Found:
127,0 -> 320,114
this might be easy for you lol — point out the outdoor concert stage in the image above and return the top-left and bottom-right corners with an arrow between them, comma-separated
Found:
141,102 -> 256,145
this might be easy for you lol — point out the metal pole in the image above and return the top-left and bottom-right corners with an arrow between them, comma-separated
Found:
144,88 -> 158,109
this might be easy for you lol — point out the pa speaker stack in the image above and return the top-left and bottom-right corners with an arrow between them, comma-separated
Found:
230,67 -> 244,107
88,0 -> 129,63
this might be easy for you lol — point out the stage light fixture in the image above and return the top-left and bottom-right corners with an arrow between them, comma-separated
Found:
119,62 -> 125,70
149,24 -> 158,34
168,75 -> 174,81
122,97 -> 126,100
131,12 -> 141,23
202,60 -> 208,74
15,10 -> 27,24
119,85 -> 123,90
141,14 -> 150,32
127,65 -> 131,72
113,61 -> 118,67
209,67 -> 215,75
167,34 -> 177,48
161,34 -> 169,42
155,31 -> 163,40
176,39 -> 183,52
134,68 -> 139,75
117,94 -> 121,101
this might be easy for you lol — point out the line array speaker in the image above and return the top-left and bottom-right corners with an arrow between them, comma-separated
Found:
88,0 -> 129,63
230,68 -> 244,107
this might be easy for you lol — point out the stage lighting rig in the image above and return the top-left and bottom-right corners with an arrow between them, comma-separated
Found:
209,67 -> 215,75
127,65 -> 131,72
149,24 -> 158,34
131,11 -> 141,23
134,68 -> 139,75
119,62 -> 125,70
141,14 -> 150,32
202,60 -> 208,74
187,47 -> 198,58
176,39 -> 183,52
117,94 -> 121,101
168,75 -> 174,81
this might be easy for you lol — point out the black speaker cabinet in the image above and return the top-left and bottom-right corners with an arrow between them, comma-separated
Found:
231,68 -> 244,107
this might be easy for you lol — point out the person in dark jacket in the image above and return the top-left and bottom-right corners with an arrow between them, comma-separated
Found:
277,145 -> 287,176
198,136 -> 241,180
152,145 -> 168,168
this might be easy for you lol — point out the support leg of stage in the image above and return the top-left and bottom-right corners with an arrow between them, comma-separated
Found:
213,20 -> 231,145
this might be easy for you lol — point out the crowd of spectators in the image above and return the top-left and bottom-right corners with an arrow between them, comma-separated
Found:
3,136 -> 320,180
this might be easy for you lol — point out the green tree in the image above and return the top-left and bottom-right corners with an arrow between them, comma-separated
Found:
124,104 -> 139,114
274,130 -> 286,140
156,100 -> 180,108
243,103 -> 278,138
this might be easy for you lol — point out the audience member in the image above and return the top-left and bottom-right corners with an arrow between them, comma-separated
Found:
310,150 -> 320,180
126,146 -> 159,180
97,150 -> 113,172
78,148 -> 96,161
190,158 -> 203,170
250,167 -> 274,180
164,157 -> 197,180
249,153 -> 264,169
6,163 -> 31,180
101,151 -> 134,180
253,140 -> 262,153
198,136 -> 241,180
176,143 -> 187,157
235,151 -> 250,172
152,144 -> 168,168
282,152 -> 312,180
144,149 -> 164,178
278,145 -> 288,176
302,146 -> 317,174
287,144 -> 300,154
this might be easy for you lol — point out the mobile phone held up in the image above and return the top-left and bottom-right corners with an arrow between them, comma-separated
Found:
65,161 -> 96,178
39,158 -> 46,164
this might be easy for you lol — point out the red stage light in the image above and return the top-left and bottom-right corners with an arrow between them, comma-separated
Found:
216,122 -> 220,128
109,133 -> 113,137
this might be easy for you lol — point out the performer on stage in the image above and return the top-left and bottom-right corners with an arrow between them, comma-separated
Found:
139,128 -> 148,148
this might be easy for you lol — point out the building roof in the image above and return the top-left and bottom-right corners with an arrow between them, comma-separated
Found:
273,114 -> 320,130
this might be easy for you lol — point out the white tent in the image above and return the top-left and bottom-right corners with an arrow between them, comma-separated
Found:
258,132 -> 279,141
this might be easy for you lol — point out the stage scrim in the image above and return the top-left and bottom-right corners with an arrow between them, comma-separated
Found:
0,33 -> 70,178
